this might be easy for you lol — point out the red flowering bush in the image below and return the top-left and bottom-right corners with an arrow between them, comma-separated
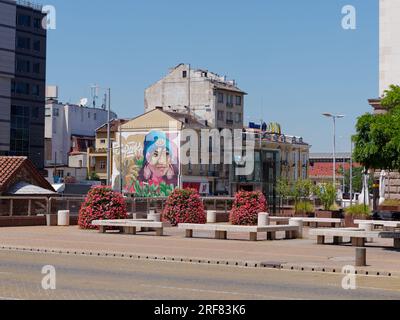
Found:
230,191 -> 267,226
162,189 -> 206,226
78,186 -> 128,229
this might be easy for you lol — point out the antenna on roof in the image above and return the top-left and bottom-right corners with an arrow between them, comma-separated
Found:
91,85 -> 99,108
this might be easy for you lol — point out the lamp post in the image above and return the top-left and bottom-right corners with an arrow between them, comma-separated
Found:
91,85 -> 112,186
322,113 -> 345,187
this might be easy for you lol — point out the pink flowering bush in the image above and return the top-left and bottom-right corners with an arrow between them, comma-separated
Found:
230,191 -> 267,226
78,186 -> 128,230
162,189 -> 206,226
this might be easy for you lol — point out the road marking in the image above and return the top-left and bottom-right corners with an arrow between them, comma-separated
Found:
140,284 -> 301,300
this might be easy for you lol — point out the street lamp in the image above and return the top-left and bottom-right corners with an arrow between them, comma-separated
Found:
322,113 -> 345,186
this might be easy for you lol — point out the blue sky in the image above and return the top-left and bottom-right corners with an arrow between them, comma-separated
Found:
46,0 -> 379,152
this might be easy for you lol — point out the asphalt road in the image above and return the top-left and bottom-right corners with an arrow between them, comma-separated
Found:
0,250 -> 399,300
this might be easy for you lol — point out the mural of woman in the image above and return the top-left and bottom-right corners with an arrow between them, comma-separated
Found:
138,131 -> 179,187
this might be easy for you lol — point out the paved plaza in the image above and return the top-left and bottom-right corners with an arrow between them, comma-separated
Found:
0,226 -> 399,276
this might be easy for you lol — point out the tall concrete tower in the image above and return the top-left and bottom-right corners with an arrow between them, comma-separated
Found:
380,0 -> 400,95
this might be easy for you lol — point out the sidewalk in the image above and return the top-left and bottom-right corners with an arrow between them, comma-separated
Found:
0,226 -> 399,276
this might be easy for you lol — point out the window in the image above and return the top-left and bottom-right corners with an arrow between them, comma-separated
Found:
17,37 -> 30,50
10,106 -> 30,156
17,14 -> 31,27
217,111 -> 225,121
11,81 -> 15,93
235,113 -> 242,123
31,107 -> 39,119
88,112 -> 91,119
33,40 -> 40,52
100,139 -> 106,144
15,82 -> 30,95
94,113 -> 97,120
236,95 -> 242,105
227,112 -> 233,121
182,71 -> 187,78
217,93 -> 224,103
227,95 -> 234,106
16,59 -> 30,73
100,160 -> 106,170
32,84 -> 40,96
53,108 -> 59,117
33,63 -> 40,74
34,18 -> 41,29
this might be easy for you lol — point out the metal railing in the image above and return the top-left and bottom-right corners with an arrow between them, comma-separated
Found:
0,196 -> 235,217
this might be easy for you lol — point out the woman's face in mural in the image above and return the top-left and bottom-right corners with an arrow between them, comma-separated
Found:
147,146 -> 172,178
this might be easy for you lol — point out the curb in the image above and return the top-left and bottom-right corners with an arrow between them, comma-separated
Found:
1,245 -> 398,278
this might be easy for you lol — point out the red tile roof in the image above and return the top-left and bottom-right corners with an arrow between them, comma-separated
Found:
0,156 -> 54,194
309,162 -> 360,178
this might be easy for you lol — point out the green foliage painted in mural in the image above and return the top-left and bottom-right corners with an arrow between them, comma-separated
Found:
133,180 -> 175,198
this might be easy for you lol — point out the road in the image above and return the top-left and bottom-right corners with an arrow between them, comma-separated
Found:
0,250 -> 399,300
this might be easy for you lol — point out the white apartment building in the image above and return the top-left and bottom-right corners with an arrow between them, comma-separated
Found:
44,87 -> 117,170
380,0 -> 400,95
145,64 -> 246,129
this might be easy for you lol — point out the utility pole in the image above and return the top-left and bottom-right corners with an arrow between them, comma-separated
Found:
107,88 -> 111,186
350,140 -> 353,206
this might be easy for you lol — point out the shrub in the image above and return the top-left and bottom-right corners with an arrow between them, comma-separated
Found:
345,204 -> 371,217
162,189 -> 206,226
78,186 -> 128,229
295,201 -> 315,215
314,183 -> 337,211
230,191 -> 267,226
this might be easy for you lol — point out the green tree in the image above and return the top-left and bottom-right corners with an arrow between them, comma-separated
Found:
381,85 -> 400,111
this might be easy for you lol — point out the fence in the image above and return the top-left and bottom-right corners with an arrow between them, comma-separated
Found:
0,196 -> 235,217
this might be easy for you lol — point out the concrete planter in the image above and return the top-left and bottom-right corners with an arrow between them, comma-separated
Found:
378,205 -> 400,212
316,210 -> 343,219
345,214 -> 371,228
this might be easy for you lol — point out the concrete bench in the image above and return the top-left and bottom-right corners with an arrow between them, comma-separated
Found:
309,228 -> 400,248
92,219 -> 171,236
178,223 -> 300,241
301,218 -> 343,228
269,217 -> 290,225
354,220 -> 400,231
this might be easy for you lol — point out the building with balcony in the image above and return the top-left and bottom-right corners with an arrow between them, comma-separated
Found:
145,64 -> 246,129
87,119 -> 128,183
44,87 -> 117,183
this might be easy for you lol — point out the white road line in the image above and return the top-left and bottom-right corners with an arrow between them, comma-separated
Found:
0,296 -> 21,300
140,284 -> 301,300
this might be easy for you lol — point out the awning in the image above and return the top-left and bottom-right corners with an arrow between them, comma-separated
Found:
6,181 -> 56,196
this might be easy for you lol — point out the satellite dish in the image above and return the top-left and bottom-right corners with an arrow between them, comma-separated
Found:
79,98 -> 88,107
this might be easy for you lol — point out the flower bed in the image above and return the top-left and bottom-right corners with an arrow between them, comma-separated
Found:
230,191 -> 267,226
162,189 -> 206,226
78,186 -> 128,230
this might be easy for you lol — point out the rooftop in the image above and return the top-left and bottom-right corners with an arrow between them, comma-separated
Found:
16,0 -> 43,11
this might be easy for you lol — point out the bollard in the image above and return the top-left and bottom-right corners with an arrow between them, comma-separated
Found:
57,210 -> 70,226
148,211 -> 161,222
207,211 -> 217,224
289,218 -> 303,239
359,223 -> 373,243
355,247 -> 367,267
258,213 -> 270,227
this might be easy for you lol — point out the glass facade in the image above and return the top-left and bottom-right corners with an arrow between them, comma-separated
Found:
10,106 -> 30,156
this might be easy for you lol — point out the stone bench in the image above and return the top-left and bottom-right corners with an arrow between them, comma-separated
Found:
178,223 -> 300,241
301,218 -> 343,228
269,217 -> 342,228
309,228 -> 400,248
92,219 -> 171,236
354,220 -> 400,231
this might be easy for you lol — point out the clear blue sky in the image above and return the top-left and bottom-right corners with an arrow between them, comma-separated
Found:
46,0 -> 379,153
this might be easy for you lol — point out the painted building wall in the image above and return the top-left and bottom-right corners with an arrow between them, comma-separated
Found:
380,0 -> 400,95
